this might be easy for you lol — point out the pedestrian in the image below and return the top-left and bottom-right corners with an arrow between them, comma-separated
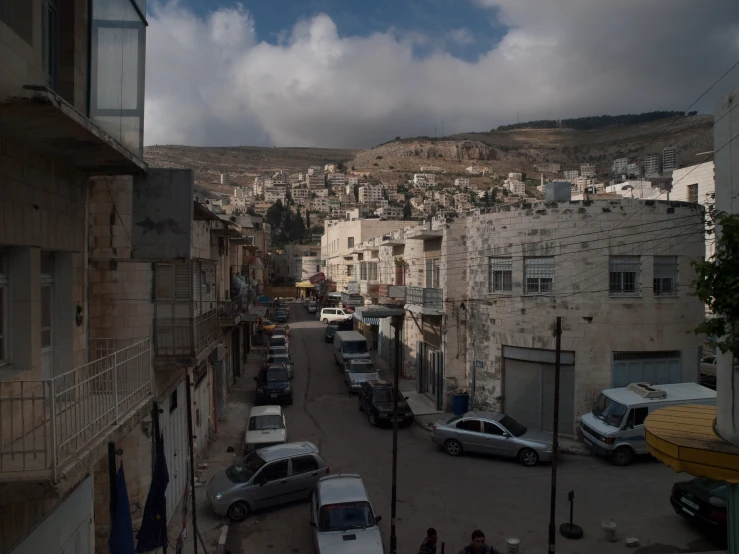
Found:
458,530 -> 501,554
418,527 -> 438,554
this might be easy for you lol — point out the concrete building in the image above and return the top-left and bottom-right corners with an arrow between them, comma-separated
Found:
292,188 -> 311,206
324,164 -> 336,173
327,173 -> 346,187
580,164 -> 596,178
271,245 -> 322,283
466,166 -> 483,175
612,158 -> 629,174
254,176 -> 265,196
671,161 -> 715,259
375,206 -> 404,219
505,180 -> 526,196
663,146 -> 680,172
536,163 -> 560,173
264,188 -> 287,203
359,184 -> 384,203
454,193 -> 471,206
454,178 -> 470,188
220,173 -> 231,185
307,173 -> 325,188
563,170 -> 579,180
413,173 -> 436,187
508,172 -> 523,182
645,154 -> 662,177
347,177 -> 359,186
626,163 -> 642,178
308,166 -> 323,175
420,166 -> 443,173
314,188 -> 329,197
312,197 -> 331,213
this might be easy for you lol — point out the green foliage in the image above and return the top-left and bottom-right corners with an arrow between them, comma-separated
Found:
376,155 -> 383,160
693,209 -> 739,356
373,163 -> 379,166
388,165 -> 395,170
495,111 -> 686,132
403,201 -> 412,220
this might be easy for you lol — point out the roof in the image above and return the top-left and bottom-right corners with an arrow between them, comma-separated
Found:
259,441 -> 318,462
335,331 -> 366,340
366,380 -> 391,388
462,410 -> 504,421
317,474 -> 368,505
249,405 -> 283,418
605,383 -> 716,405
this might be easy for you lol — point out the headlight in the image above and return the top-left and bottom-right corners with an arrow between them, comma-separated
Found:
214,492 -> 223,500
544,444 -> 553,451
284,384 -> 291,392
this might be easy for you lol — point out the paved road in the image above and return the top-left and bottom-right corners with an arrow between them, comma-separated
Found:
226,304 -> 721,554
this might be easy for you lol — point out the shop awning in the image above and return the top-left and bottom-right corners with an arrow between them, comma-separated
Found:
645,405 -> 739,483
295,280 -> 315,288
353,307 -> 381,326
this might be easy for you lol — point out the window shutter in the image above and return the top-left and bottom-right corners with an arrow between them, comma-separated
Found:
175,263 -> 191,300
193,261 -> 201,302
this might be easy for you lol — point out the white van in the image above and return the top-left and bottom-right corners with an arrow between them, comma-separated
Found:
320,307 -> 352,324
580,382 -> 716,466
333,331 -> 370,366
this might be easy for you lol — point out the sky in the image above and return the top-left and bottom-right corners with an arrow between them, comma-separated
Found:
144,0 -> 739,149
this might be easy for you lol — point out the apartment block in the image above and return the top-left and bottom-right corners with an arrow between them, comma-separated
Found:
265,187 -> 287,203
375,206 -> 404,219
644,154 -> 662,177
563,170 -> 579,180
536,163 -> 560,173
580,164 -> 596,178
612,158 -> 629,174
413,173 -> 437,187
307,173 -> 325,188
312,197 -> 331,212
454,178 -> 470,188
327,173 -> 347,187
508,172 -> 523,182
663,146 -> 680,172
671,161 -> 715,259
504,180 -> 526,196
359,184 -> 384,202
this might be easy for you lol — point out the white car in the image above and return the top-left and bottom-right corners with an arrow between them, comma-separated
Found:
245,406 -> 287,452
310,474 -> 383,554
307,300 -> 317,313
320,308 -> 353,324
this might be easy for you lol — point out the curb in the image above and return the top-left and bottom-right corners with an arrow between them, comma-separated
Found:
215,524 -> 229,554
413,418 -> 594,456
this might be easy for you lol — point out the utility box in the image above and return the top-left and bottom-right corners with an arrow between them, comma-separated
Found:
545,181 -> 572,202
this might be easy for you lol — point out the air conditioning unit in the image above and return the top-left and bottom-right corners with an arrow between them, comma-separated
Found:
626,382 -> 666,399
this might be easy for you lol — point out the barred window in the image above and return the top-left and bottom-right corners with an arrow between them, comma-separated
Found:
687,184 -> 698,203
609,256 -> 640,295
524,257 -> 554,295
654,256 -> 678,296
489,257 -> 512,293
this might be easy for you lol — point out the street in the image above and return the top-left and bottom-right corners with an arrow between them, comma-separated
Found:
225,304 -> 721,554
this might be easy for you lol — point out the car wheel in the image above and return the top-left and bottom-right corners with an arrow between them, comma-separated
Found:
611,446 -> 634,466
444,439 -> 463,456
368,411 -> 378,427
227,501 -> 250,522
323,318 -> 329,324
518,448 -> 539,467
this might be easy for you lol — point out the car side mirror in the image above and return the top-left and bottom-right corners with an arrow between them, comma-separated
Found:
503,432 -> 511,438
226,446 -> 235,453
375,515 -> 382,523
309,521 -> 316,528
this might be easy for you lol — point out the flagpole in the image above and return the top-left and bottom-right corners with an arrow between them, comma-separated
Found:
186,373 -> 199,554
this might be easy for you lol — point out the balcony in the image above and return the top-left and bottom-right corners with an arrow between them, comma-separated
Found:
406,287 -> 444,315
0,339 -> 152,483
217,298 -> 247,326
405,225 -> 443,241
154,302 -> 218,358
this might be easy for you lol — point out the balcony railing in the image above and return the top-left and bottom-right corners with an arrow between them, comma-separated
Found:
406,287 -> 443,310
0,339 -> 152,481
217,298 -> 247,325
155,301 -> 218,357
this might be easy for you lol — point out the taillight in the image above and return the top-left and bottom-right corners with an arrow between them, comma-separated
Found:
709,509 -> 727,523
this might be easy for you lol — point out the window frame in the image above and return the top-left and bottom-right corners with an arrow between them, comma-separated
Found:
255,460 -> 289,484
523,256 -> 555,295
483,421 -> 505,435
609,255 -> 640,296
455,419 -> 482,432
653,256 -> 678,297
291,455 -> 320,475
687,184 -> 698,204
488,257 -> 513,294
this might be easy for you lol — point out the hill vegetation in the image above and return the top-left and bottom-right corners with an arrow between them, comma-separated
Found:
495,110 -> 697,132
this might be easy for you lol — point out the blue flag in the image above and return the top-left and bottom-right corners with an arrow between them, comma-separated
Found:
136,434 -> 170,552
109,463 -> 136,554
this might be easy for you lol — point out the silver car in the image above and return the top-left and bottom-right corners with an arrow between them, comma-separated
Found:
310,474 -> 383,554
343,359 -> 380,393
431,411 -> 554,467
206,441 -> 328,522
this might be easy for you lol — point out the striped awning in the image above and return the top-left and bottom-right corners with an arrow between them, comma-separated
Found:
353,306 -> 381,326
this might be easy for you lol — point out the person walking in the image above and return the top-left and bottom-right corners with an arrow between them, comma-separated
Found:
458,530 -> 501,554
418,528 -> 438,554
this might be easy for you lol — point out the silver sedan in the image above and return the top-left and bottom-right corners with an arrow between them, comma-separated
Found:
431,411 -> 554,467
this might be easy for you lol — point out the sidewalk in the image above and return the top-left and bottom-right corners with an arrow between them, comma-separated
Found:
166,345 -> 266,554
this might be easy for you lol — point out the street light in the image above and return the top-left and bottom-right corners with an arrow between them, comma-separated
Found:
360,307 -> 405,554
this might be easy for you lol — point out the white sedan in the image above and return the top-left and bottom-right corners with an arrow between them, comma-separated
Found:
245,405 -> 287,452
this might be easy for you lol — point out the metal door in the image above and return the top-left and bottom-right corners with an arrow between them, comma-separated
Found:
162,381 -> 188,520
541,363 -> 575,434
612,351 -> 682,387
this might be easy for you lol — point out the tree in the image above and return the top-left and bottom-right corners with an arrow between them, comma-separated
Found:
483,190 -> 490,206
403,201 -> 412,220
306,210 -> 311,229
265,200 -> 283,229
692,209 -> 739,357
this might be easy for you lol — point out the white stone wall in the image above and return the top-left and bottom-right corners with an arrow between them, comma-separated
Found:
671,161 -> 715,259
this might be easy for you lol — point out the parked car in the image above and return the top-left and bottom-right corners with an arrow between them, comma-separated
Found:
431,411 -> 553,467
269,335 -> 289,350
272,325 -> 290,338
310,474 -> 383,554
357,380 -> 414,427
670,477 -> 727,541
207,442 -> 328,522
255,366 -> 293,405
324,323 -> 339,343
260,319 -> 277,335
320,308 -> 353,324
268,345 -> 289,358
333,331 -> 370,366
245,405 -> 286,452
343,359 -> 380,393
307,300 -> 317,314
276,309 -> 290,323
264,353 -> 293,377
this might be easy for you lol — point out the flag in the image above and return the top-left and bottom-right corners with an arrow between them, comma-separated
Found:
136,434 -> 170,552
109,463 -> 136,554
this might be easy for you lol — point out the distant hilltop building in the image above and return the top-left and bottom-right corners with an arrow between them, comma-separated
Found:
612,158 -> 628,174
508,172 -> 523,182
644,154 -> 661,177
420,165 -> 443,173
662,146 -> 680,172
324,164 -> 337,173
563,170 -> 579,180
580,164 -> 596,178
220,173 -> 230,185
536,163 -> 560,173
626,163 -> 641,178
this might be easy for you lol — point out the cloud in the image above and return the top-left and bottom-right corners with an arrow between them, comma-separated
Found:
447,27 -> 475,45
145,0 -> 739,148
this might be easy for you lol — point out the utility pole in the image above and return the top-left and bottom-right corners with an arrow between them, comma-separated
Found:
548,316 -> 562,554
390,315 -> 402,554
186,373 -> 199,554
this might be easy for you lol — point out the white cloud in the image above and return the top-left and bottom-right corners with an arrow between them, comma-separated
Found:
447,27 -> 475,45
145,0 -> 739,148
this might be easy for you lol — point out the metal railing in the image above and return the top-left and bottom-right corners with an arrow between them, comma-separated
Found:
406,286 -> 443,310
216,298 -> 246,323
154,302 -> 218,357
0,339 -> 152,480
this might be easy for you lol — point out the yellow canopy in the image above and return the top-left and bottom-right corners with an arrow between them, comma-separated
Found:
295,280 -> 315,288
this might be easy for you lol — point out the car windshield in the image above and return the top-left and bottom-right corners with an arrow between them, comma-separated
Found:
343,341 -> 367,354
226,452 -> 266,483
694,477 -> 727,499
592,393 -> 628,427
350,364 -> 375,374
249,414 -> 284,431
265,369 -> 288,382
270,338 -> 287,347
318,501 -> 376,531
499,415 -> 527,437
373,388 -> 395,402
270,355 -> 289,365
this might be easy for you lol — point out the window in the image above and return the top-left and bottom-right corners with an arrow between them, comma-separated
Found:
455,419 -> 481,432
654,256 -> 678,297
524,257 -> 554,295
483,421 -> 504,435
348,237 -> 354,248
433,259 -> 440,288
0,251 -> 7,363
425,258 -> 440,288
489,257 -> 512,293
292,455 -> 319,475
609,256 -> 640,295
169,389 -> 178,413
317,265 -> 320,273
632,407 -> 649,427
40,253 -> 54,351
43,0 -> 59,90
256,460 -> 289,483
687,184 -> 698,204
346,266 -> 353,277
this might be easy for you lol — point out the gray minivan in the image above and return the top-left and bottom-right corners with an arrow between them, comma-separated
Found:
333,331 -> 370,366
206,441 -> 329,521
